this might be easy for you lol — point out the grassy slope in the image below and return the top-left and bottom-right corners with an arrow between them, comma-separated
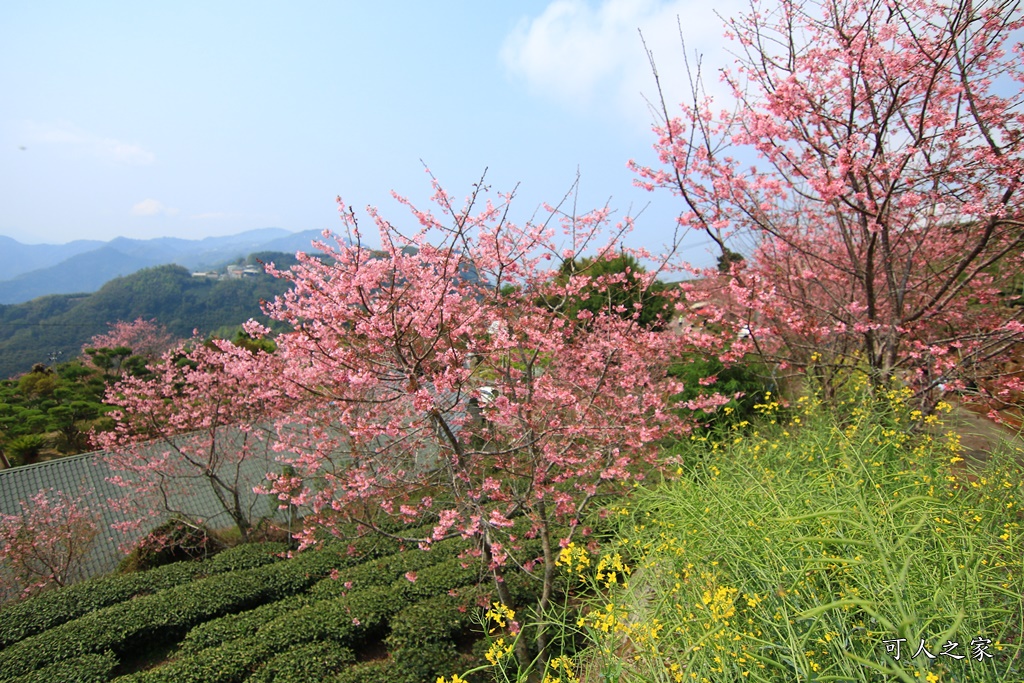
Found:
566,390 -> 1024,683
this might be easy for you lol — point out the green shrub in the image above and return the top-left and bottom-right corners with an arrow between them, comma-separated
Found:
307,535 -> 469,600
0,542 -> 288,649
203,541 -> 290,572
328,660 -> 397,683
112,636 -> 267,683
137,554 -> 488,683
121,585 -> 399,683
388,555 -> 486,604
176,595 -> 307,657
118,518 -> 223,573
248,641 -> 355,683
6,434 -> 45,465
387,594 -> 478,683
666,355 -> 770,429
0,545 -> 355,679
5,651 -> 118,683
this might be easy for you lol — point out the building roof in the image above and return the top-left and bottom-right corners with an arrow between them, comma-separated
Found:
0,431 -> 285,582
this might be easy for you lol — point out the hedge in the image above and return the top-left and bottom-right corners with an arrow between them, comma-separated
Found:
0,521 -> 438,652
4,650 -> 118,683
121,555 -> 488,683
0,542 -> 289,649
247,641 -> 356,683
328,660 -> 397,683
0,545 -> 354,679
175,595 -> 308,657
306,535 -> 470,600
387,593 -> 479,683
174,534 -> 470,657
112,584 -> 399,683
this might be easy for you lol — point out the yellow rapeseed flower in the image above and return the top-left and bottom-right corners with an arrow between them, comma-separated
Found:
485,637 -> 513,665
485,602 -> 516,629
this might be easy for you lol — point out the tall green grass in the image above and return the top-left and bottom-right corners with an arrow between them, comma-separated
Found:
559,391 -> 1022,682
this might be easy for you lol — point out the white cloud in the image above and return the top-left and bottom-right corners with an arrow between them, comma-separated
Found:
26,121 -> 155,165
501,0 -> 747,129
132,199 -> 177,216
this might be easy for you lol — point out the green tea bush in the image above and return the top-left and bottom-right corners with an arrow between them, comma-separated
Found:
5,651 -> 118,683
203,541 -> 290,572
171,534 -> 471,663
135,554 -> 492,683
248,641 -> 355,683
0,545 -> 356,679
122,585 -> 401,683
387,594 -> 478,683
306,535 -> 468,600
175,595 -> 308,657
328,660 -> 397,683
0,542 -> 288,649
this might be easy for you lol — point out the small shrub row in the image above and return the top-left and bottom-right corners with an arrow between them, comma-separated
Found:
114,585 -> 400,683
0,519 -> 437,652
203,541 -> 291,572
248,641 -> 356,683
174,594 -> 308,657
387,593 -> 479,683
0,543 -> 288,649
126,554 -> 492,683
177,539 -> 468,656
6,650 -> 118,683
328,660 -> 397,683
307,535 -> 470,600
0,544 -> 354,679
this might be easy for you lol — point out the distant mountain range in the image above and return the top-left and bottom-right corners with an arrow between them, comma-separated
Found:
0,255 -> 304,380
0,229 -> 328,304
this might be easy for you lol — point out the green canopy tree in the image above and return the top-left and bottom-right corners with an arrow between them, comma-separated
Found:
550,252 -> 672,330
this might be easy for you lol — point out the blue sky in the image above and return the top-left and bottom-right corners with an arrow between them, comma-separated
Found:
0,1 -> 744,267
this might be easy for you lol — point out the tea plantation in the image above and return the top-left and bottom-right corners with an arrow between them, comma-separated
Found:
0,524 -> 543,683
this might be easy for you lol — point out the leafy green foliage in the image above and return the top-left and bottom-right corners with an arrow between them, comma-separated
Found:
386,594 -> 477,683
248,641 -> 355,683
0,542 -> 289,649
0,545 -> 362,679
118,519 -> 225,573
666,355 -> 771,428
5,651 -> 118,683
0,510 -> 553,683
5,434 -> 46,466
547,252 -> 672,330
328,660 -> 398,683
0,361 -> 110,462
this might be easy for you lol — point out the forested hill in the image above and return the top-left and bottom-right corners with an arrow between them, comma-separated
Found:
0,253 -> 298,380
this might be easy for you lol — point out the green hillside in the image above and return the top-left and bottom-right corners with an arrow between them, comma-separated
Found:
0,254 -> 298,380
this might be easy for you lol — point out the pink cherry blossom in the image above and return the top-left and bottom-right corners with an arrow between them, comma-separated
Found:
632,0 -> 1024,414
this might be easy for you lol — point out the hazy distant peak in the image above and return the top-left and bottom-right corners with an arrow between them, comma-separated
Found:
0,228 -> 327,304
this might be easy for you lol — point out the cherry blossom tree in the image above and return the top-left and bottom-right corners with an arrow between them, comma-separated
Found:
82,318 -> 177,379
633,0 -> 1024,412
0,488 -> 97,602
256,175 -> 708,662
97,336 -> 286,543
